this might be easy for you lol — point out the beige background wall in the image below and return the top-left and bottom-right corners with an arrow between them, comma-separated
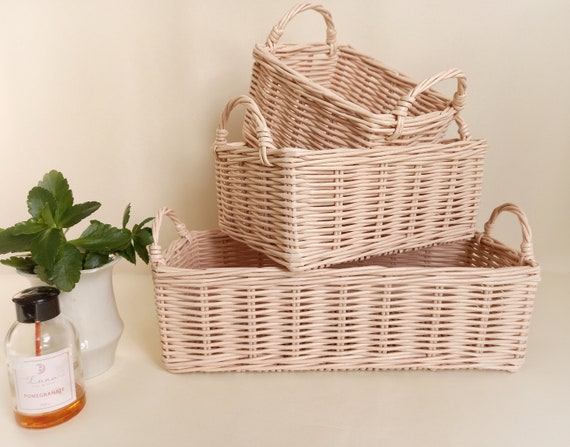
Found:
0,0 -> 568,273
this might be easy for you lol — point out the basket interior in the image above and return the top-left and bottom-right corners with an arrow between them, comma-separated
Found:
164,230 -> 528,271
272,44 -> 450,117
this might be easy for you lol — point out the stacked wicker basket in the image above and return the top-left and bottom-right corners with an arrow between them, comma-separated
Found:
150,3 -> 540,373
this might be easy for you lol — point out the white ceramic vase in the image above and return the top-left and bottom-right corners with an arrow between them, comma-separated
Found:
21,257 -> 124,379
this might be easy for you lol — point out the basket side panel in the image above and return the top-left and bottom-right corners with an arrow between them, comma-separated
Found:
152,233 -> 540,373
216,139 -> 486,271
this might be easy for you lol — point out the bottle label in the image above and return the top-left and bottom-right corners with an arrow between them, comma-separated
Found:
10,348 -> 77,415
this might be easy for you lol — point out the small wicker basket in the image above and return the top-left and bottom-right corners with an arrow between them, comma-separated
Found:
150,203 -> 540,373
215,95 -> 486,271
246,3 -> 469,150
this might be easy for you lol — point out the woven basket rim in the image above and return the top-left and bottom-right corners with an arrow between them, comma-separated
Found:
253,42 -> 456,121
150,204 -> 539,272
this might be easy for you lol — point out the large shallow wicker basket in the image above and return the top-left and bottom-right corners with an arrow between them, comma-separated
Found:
215,95 -> 486,271
245,3 -> 469,150
150,203 -> 540,373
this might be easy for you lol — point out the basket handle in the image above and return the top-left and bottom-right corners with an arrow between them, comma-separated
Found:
481,203 -> 537,266
149,208 -> 192,266
265,3 -> 337,53
213,95 -> 276,167
388,68 -> 470,141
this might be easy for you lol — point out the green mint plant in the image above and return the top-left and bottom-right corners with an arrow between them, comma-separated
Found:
0,170 -> 153,292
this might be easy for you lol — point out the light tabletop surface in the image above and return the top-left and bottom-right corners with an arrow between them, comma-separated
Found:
0,270 -> 568,447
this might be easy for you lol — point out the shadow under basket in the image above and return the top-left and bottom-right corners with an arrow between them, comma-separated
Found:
150,204 -> 540,373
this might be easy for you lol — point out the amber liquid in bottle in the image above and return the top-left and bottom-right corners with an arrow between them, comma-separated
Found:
14,384 -> 86,429
7,288 -> 86,429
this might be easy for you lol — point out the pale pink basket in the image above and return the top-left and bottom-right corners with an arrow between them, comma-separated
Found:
245,3 -> 469,150
215,95 -> 486,271
150,203 -> 540,373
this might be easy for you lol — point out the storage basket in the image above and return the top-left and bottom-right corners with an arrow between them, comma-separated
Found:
214,95 -> 486,271
150,203 -> 540,373
245,3 -> 469,150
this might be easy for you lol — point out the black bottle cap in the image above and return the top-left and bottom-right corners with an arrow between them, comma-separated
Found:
12,286 -> 61,323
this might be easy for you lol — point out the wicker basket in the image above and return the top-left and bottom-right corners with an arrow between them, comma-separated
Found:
245,3 -> 469,150
215,95 -> 486,271
150,203 -> 540,373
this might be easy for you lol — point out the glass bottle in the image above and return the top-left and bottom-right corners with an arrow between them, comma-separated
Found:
5,286 -> 86,429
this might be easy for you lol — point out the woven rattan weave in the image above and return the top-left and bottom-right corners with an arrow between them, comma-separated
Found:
246,3 -> 469,150
215,95 -> 486,271
150,203 -> 540,373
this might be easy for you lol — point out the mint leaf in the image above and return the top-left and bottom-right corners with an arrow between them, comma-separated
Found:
83,252 -> 110,270
118,243 -> 136,264
133,226 -> 153,264
43,243 -> 83,292
133,226 -> 153,246
59,201 -> 101,228
27,187 -> 56,219
1,169 -> 154,283
12,219 -> 47,235
0,227 -> 35,254
0,255 -> 35,272
122,203 -> 131,228
37,170 -> 74,220
135,217 -> 154,229
116,217 -> 153,265
30,228 -> 65,271
40,203 -> 57,228
72,220 -> 131,253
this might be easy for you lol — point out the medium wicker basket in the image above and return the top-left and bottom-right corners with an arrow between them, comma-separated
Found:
245,3 -> 469,150
150,203 -> 540,373
215,95 -> 486,271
